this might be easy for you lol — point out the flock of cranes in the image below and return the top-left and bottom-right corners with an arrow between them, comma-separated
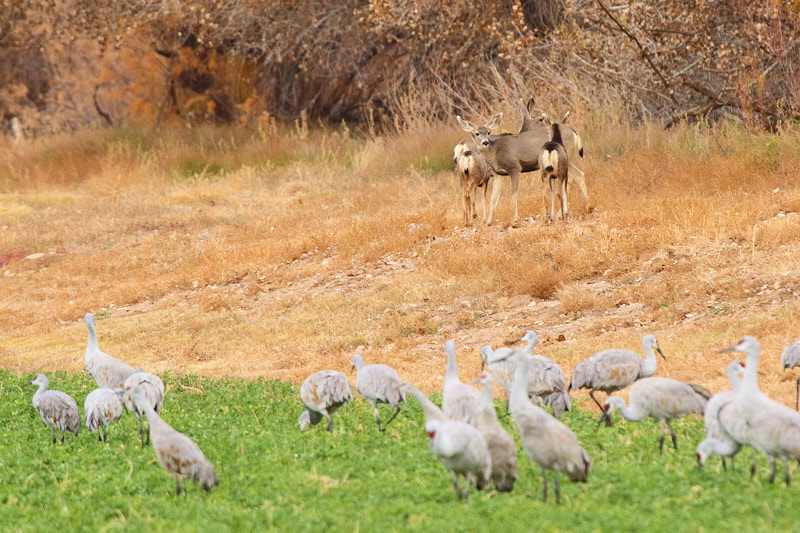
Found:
25,313 -> 218,495
20,311 -> 800,501
298,330 -> 800,501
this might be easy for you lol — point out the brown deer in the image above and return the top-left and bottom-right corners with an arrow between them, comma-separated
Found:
539,112 -> 571,223
456,148 -> 492,226
457,105 -> 588,226
517,97 -> 589,214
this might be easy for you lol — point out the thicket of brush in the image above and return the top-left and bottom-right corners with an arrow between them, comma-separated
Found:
2,0 -> 800,136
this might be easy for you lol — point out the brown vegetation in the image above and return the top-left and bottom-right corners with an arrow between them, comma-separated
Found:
3,1 -> 800,136
2,115 -> 800,413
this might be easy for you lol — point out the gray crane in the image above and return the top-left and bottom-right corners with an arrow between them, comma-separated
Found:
604,377 -> 711,453
695,360 -> 745,471
482,332 -> 571,417
25,374 -> 80,444
124,381 -> 218,495
473,372 -> 518,492
719,336 -> 800,485
780,339 -> 800,410
570,334 -> 666,427
497,350 -> 591,504
400,380 -> 491,499
352,354 -> 405,432
122,368 -> 166,447
442,339 -> 482,425
84,387 -> 123,442
84,312 -> 136,389
298,370 -> 352,432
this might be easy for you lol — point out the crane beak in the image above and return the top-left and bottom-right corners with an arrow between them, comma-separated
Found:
509,337 -> 523,345
481,361 -> 485,371
23,380 -> 33,387
350,365 -> 355,374
718,344 -> 738,354
656,346 -> 666,360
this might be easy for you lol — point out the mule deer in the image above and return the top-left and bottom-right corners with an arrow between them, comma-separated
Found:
458,104 -> 590,226
456,149 -> 492,226
517,97 -> 589,213
539,112 -> 570,223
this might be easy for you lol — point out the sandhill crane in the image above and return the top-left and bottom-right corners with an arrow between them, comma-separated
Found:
509,331 -> 572,417
298,370 -> 352,432
604,377 -> 711,453
400,381 -> 491,499
124,381 -> 218,495
84,388 -> 123,442
352,354 -> 405,431
473,372 -> 518,492
425,419 -> 492,499
482,332 -> 571,417
780,339 -> 800,410
25,374 -> 80,444
122,369 -> 166,447
84,312 -> 136,389
497,351 -> 591,504
570,334 -> 666,427
442,340 -> 482,425
695,360 -> 745,471
719,336 -> 800,485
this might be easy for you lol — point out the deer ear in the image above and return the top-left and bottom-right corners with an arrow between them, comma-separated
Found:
562,111 -> 570,124
526,97 -> 536,115
456,115 -> 477,133
541,112 -> 552,127
487,112 -> 503,130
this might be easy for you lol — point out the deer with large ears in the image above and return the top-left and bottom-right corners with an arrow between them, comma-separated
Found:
517,97 -> 590,212
457,112 -> 537,227
457,107 -> 587,227
539,111 -> 571,223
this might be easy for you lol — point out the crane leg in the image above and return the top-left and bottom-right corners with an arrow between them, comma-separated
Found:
554,472 -> 561,505
325,414 -> 334,432
145,421 -> 151,446
751,456 -> 757,478
785,463 -> 792,486
666,420 -> 678,450
51,427 -> 57,444
721,457 -> 727,472
769,459 -> 777,483
383,406 -> 402,430
540,468 -> 549,503
97,432 -> 102,442
136,413 -> 145,448
61,429 -> 65,444
590,390 -> 612,427
795,376 -> 800,411
372,404 -> 383,432
452,473 -> 466,499
658,420 -> 665,454
175,478 -> 182,496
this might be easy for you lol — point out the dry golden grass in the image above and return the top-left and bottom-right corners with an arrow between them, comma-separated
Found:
2,119 -> 800,411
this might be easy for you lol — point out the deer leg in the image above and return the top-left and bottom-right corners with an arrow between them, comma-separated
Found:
510,170 -> 521,226
461,180 -> 470,227
486,174 -> 503,225
480,178 -> 489,221
561,177 -> 569,221
541,174 -> 550,223
569,163 -> 590,206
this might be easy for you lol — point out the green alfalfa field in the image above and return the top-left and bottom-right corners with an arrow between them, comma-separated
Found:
0,369 -> 798,532
3,111 -> 800,531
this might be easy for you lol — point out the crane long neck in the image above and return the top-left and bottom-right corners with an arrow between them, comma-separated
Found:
741,351 -> 761,395
708,438 -> 738,457
445,351 -> 459,384
509,359 -> 531,410
406,387 -> 447,423
86,322 -> 98,352
728,369 -> 743,392
640,344 -> 658,376
480,380 -> 494,412
32,382 -> 48,407
614,400 -> 647,422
